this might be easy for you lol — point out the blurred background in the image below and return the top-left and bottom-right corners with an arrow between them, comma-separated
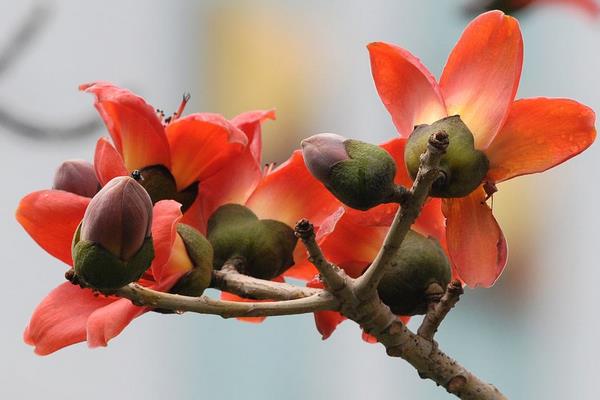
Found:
2,0 -> 599,398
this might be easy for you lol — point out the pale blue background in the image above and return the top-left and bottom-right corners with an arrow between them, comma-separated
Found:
1,1 -> 598,398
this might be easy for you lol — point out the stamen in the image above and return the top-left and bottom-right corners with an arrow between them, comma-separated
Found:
173,92 -> 191,121
482,181 -> 497,204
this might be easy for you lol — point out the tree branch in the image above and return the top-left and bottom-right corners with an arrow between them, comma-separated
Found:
355,130 -> 449,297
417,280 -> 464,341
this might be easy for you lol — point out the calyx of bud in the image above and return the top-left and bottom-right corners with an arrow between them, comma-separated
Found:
302,134 -> 398,210
168,224 -> 214,297
377,230 -> 451,316
72,176 -> 154,290
53,159 -> 100,198
132,165 -> 198,212
207,204 -> 297,280
404,116 -> 489,198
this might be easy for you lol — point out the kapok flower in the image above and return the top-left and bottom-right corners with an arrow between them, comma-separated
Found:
369,10 -> 596,287
473,0 -> 600,17
81,81 -> 251,228
16,197 -> 192,355
307,138 -> 448,340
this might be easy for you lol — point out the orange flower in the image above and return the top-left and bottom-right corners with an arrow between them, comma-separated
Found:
369,11 -> 596,287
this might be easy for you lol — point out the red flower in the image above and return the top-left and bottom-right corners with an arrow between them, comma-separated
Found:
307,138 -> 447,340
369,11 -> 596,287
16,197 -> 190,355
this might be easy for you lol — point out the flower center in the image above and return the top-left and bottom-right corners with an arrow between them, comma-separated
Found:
131,166 -> 198,212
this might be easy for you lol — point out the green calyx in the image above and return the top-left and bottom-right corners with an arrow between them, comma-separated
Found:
168,224 -> 214,297
328,140 -> 397,210
132,165 -> 198,212
377,230 -> 451,316
207,204 -> 298,280
72,224 -> 154,291
404,116 -> 489,198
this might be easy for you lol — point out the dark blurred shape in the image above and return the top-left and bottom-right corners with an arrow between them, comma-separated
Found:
0,1 -> 100,140
467,0 -> 600,17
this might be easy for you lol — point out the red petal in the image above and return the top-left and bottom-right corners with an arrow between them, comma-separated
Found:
231,109 -> 276,165
86,298 -> 146,348
16,190 -> 89,266
486,98 -> 596,183
93,137 -> 128,186
443,188 -> 508,288
24,283 -> 116,355
165,113 -> 247,190
368,42 -> 447,137
314,311 -> 346,340
380,137 -> 413,187
149,200 -> 183,283
284,242 -> 319,281
440,11 -> 523,149
80,82 -> 170,171
245,151 -> 340,227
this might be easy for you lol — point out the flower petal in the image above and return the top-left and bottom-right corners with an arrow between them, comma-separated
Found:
443,188 -> 507,288
149,200 -> 183,283
80,81 -> 170,171
93,137 -> 128,186
380,137 -> 413,187
245,151 -> 340,227
165,113 -> 247,190
368,42 -> 447,137
219,275 -> 285,324
486,98 -> 596,183
284,242 -> 319,281
231,109 -> 276,165
16,190 -> 90,265
306,278 -> 346,339
24,282 -> 116,355
86,298 -> 146,348
440,11 -> 523,149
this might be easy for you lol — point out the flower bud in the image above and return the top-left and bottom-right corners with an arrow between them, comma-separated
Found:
52,159 -> 100,198
207,204 -> 297,280
404,116 -> 489,198
302,134 -> 397,210
168,224 -> 214,297
72,176 -> 154,290
131,165 -> 198,212
377,230 -> 451,316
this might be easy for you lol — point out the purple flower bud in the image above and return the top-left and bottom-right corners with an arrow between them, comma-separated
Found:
53,160 -> 100,198
301,133 -> 349,182
81,176 -> 152,260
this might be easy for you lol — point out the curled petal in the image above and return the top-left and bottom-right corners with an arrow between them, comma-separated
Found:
368,42 -> 447,137
166,113 -> 247,190
245,151 -> 340,227
231,109 -> 276,164
486,98 -> 596,183
440,11 -> 523,149
307,278 -> 346,339
443,188 -> 508,288
80,82 -> 170,171
24,283 -> 116,355
149,200 -> 183,283
93,137 -> 128,186
16,190 -> 89,265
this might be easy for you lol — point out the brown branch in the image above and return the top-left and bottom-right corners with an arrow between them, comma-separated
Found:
211,257 -> 320,300
418,280 -> 464,341
355,130 -> 449,297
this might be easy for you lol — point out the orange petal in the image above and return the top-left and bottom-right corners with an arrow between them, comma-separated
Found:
165,113 -> 247,190
16,190 -> 90,266
80,81 -> 170,171
245,151 -> 340,227
486,98 -> 596,183
24,282 -> 117,355
440,11 -> 523,149
414,198 -> 446,246
443,188 -> 507,288
149,200 -> 183,284
306,278 -> 347,339
380,137 -> 413,187
231,109 -> 276,165
86,297 -> 146,348
368,42 -> 447,137
284,242 -> 319,281
93,137 -> 128,186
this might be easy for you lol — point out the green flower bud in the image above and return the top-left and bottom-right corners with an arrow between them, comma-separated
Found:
131,165 -> 198,212
404,116 -> 489,198
73,176 -> 154,290
207,204 -> 298,280
53,159 -> 100,198
302,133 -> 398,210
377,230 -> 451,316
168,224 -> 214,297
